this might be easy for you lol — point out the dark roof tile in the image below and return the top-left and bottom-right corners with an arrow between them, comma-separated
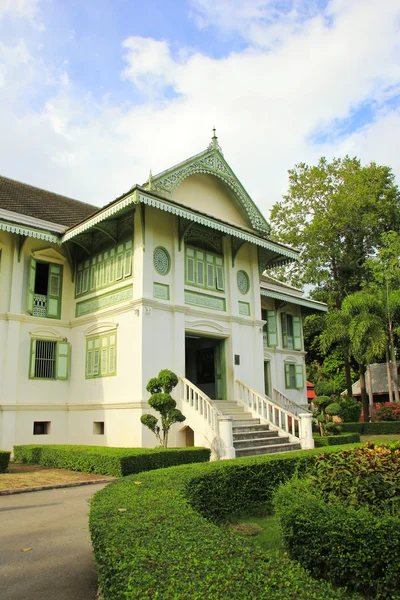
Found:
0,175 -> 99,229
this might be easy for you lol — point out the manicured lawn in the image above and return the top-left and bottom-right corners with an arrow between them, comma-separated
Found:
0,462 -> 112,491
360,433 -> 400,443
229,514 -> 284,554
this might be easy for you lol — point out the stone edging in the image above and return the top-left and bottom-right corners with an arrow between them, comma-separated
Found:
0,478 -> 114,496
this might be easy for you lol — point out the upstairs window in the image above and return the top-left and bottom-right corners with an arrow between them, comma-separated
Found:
262,309 -> 278,347
281,313 -> 302,350
86,332 -> 117,379
185,246 -> 224,292
29,339 -> 70,380
27,259 -> 63,319
76,240 -> 133,298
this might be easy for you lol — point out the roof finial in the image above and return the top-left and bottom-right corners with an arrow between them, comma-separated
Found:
207,126 -> 223,155
147,169 -> 153,190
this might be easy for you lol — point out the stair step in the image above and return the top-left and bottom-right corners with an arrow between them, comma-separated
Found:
232,424 -> 268,433
233,436 -> 289,449
233,430 -> 276,441
235,442 -> 302,457
231,419 -> 260,427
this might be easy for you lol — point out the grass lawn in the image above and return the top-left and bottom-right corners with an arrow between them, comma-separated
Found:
360,433 -> 400,443
229,514 -> 284,554
0,462 -> 113,491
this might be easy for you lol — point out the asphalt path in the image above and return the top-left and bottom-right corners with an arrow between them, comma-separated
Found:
0,483 -> 107,600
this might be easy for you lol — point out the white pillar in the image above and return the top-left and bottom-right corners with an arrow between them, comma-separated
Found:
299,413 -> 314,449
217,415 -> 235,460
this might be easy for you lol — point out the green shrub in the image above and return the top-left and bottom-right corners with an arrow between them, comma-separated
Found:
274,478 -> 400,599
311,442 -> 400,513
0,450 -> 11,473
340,396 -> 362,422
313,433 -> 360,447
90,449 -> 360,600
341,421 -> 400,434
13,445 -> 210,476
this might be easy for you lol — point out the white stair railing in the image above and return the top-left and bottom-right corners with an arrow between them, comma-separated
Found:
179,377 -> 235,459
273,388 -> 311,417
236,380 -> 314,449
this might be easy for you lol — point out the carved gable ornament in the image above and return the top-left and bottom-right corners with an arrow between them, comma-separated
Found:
148,142 -> 270,235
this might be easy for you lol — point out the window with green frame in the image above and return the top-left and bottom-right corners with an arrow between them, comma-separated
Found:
281,312 -> 302,350
261,309 -> 278,347
76,239 -> 133,298
284,363 -> 304,389
185,246 -> 224,292
29,338 -> 70,380
86,332 -> 116,379
27,259 -> 63,319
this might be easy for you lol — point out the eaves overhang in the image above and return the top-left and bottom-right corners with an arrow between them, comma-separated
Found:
261,288 -> 328,312
0,219 -> 61,245
62,188 -> 299,264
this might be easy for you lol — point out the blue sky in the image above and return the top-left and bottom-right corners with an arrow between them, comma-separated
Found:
0,0 -> 399,214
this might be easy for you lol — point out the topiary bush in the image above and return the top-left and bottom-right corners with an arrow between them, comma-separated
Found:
274,477 -> 400,599
90,447 -> 361,600
0,450 -> 11,473
13,445 -> 210,476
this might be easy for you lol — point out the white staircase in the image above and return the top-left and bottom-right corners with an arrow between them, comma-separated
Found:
178,377 -> 314,460
213,400 -> 301,457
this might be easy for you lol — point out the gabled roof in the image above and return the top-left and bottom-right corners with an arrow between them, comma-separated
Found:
144,134 -> 270,235
352,363 -> 400,396
260,276 -> 327,313
0,175 -> 98,229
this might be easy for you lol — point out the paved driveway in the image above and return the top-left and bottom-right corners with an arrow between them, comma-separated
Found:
0,483 -> 107,600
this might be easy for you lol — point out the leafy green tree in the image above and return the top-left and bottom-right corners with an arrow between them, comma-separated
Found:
270,157 -> 400,308
141,369 -> 185,448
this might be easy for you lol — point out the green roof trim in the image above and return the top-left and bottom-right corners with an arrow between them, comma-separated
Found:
0,220 -> 60,244
147,144 -> 270,234
261,288 -> 327,312
62,190 -> 298,266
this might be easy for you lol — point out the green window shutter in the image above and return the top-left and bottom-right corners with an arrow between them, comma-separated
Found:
29,339 -> 36,378
109,333 -> 116,375
186,256 -> 195,283
207,263 -> 214,288
116,254 -> 123,280
196,260 -> 205,285
46,263 -> 63,319
93,350 -> 100,376
261,308 -> 268,345
293,316 -> 302,350
82,268 -> 89,293
109,259 -> 115,283
216,266 -> 224,290
87,350 -> 93,377
267,311 -> 278,347
264,361 -> 271,397
27,257 -> 36,315
281,313 -> 288,348
56,341 -> 70,380
101,348 -> 108,375
284,363 -> 291,388
124,250 -> 132,277
295,364 -> 304,389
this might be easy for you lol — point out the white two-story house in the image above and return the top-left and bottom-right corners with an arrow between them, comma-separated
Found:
0,134 -> 326,458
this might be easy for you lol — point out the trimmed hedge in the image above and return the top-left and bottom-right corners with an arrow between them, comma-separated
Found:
274,478 -> 400,599
340,421 -> 400,435
13,445 -> 210,477
0,450 -> 11,473
313,433 -> 360,447
90,446 -> 363,600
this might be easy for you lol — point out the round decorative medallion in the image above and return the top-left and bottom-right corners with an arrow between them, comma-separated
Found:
237,270 -> 250,294
153,247 -> 170,276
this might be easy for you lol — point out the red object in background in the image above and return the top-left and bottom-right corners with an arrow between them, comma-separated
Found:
307,381 -> 317,400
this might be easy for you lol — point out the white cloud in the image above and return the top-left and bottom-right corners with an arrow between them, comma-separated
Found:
0,0 -> 43,29
0,0 -> 400,221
